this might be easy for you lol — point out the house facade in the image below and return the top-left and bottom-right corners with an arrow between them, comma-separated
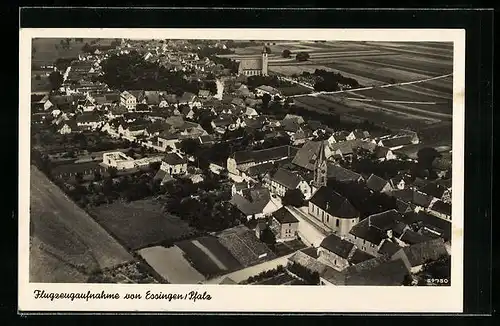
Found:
120,91 -> 137,111
160,153 -> 188,175
269,207 -> 299,242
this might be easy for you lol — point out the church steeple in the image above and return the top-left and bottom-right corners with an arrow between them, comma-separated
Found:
312,141 -> 328,192
261,46 -> 269,76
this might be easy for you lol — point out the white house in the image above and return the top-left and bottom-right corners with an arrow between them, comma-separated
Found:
120,91 -> 137,111
160,153 -> 188,175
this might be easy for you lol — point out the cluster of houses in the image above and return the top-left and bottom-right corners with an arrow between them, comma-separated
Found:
31,38 -> 453,286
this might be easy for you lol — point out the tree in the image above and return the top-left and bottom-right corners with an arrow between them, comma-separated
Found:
295,52 -> 310,62
260,228 -> 276,247
282,189 -> 306,207
107,166 -> 118,178
282,49 -> 292,58
178,138 -> 200,156
264,46 -> 272,54
48,71 -> 64,90
417,147 -> 441,170
261,93 -> 272,109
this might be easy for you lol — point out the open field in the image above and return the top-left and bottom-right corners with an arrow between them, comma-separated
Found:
90,199 -> 196,251
30,165 -> 134,282
32,38 -> 87,67
176,235 -> 243,278
137,246 -> 205,284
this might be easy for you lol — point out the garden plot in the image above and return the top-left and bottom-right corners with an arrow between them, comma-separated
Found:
137,245 -> 205,284
90,199 -> 196,250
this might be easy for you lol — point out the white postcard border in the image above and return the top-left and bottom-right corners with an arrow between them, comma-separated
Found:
19,28 -> 465,313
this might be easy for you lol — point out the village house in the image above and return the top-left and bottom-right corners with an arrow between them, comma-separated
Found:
120,91 -> 137,111
160,153 -> 188,175
327,131 -> 350,145
75,113 -> 103,131
390,238 -> 449,274
229,186 -> 281,220
345,209 -> 406,256
198,89 -> 211,99
255,85 -> 281,98
231,181 -> 251,197
50,161 -> 103,181
374,146 -> 397,161
308,186 -> 360,236
317,234 -> 375,271
377,135 -> 415,150
427,200 -> 452,220
267,168 -> 312,200
291,140 -> 330,172
366,174 -> 393,194
346,129 -> 370,141
327,163 -> 365,183
269,207 -> 299,242
57,120 -> 80,135
227,145 -> 299,176
390,188 -> 438,211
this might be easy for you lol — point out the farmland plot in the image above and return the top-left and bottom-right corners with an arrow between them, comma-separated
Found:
137,246 -> 205,284
30,165 -> 133,282
90,199 -> 196,250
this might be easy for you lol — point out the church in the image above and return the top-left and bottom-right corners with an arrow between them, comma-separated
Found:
237,47 -> 269,76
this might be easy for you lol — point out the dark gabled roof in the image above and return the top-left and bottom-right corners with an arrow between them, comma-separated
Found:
399,229 -> 435,245
178,92 -> 196,103
233,146 -> 298,165
430,200 -> 452,216
60,120 -> 79,131
366,174 -> 391,192
367,209 -> 405,232
128,124 -> 148,131
380,135 -> 413,148
319,234 -> 355,259
399,238 -> 448,267
51,161 -> 99,175
230,187 -> 272,216
349,219 -> 386,246
320,265 -> 346,285
327,163 -> 364,183
272,207 -> 299,224
75,113 -> 101,123
374,146 -> 392,158
162,153 -> 187,165
309,187 -> 359,219
348,249 -> 375,265
395,198 -> 413,214
291,140 -> 322,171
245,162 -> 275,177
413,191 -> 435,208
344,257 -> 408,286
144,91 -> 161,105
128,90 -> 145,101
270,168 -> 304,190
404,210 -> 451,241
377,239 -> 402,256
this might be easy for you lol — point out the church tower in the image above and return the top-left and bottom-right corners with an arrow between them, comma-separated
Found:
261,46 -> 269,76
312,141 -> 329,194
